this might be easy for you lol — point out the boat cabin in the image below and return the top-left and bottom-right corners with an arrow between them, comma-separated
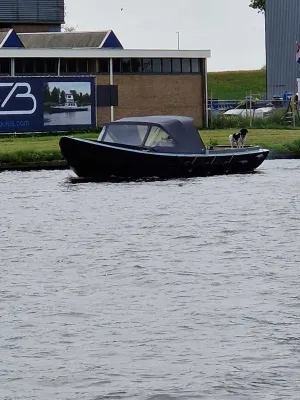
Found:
65,93 -> 77,107
97,116 -> 207,154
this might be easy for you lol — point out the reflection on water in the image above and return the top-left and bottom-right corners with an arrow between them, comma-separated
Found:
1,160 -> 300,400
44,105 -> 92,126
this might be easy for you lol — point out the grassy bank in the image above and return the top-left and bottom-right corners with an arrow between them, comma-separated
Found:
1,129 -> 300,169
208,69 -> 266,100
0,132 -> 97,166
201,129 -> 300,152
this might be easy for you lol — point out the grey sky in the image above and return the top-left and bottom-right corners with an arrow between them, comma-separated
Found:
65,0 -> 265,72
49,82 -> 91,94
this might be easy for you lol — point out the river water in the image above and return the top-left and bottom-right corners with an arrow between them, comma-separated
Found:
1,160 -> 300,400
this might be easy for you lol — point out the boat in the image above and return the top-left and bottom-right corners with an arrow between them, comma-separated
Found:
223,98 -> 274,119
59,115 -> 269,180
50,93 -> 88,113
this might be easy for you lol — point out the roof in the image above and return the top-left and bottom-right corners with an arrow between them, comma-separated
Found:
110,116 -> 206,154
0,29 -> 24,48
0,48 -> 211,59
0,31 -> 8,45
18,30 -> 122,49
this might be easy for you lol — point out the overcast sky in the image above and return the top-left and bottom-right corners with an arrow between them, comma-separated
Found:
65,0 -> 266,72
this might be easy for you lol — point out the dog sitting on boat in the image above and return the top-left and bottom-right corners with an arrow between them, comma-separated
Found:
229,128 -> 248,148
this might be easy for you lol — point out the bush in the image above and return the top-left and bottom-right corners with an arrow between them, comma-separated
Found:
208,109 -> 300,130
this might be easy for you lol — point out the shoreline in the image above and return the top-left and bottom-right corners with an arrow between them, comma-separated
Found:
0,151 -> 299,173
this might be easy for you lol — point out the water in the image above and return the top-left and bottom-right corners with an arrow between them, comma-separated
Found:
1,160 -> 300,400
44,105 -> 92,126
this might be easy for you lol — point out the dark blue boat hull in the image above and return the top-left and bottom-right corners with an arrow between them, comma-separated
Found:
59,137 -> 269,180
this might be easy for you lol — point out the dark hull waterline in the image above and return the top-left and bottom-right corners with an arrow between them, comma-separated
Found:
59,137 -> 269,181
49,107 -> 88,114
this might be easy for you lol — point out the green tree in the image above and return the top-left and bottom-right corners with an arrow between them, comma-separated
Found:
60,90 -> 66,104
51,87 -> 60,104
249,0 -> 265,13
43,82 -> 51,103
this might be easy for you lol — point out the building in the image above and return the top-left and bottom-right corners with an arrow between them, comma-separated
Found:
0,0 -> 64,32
0,28 -> 210,133
265,0 -> 300,98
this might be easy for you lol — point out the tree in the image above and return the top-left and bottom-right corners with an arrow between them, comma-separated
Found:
249,0 -> 265,13
60,90 -> 66,104
43,82 -> 51,103
51,87 -> 60,104
62,25 -> 76,32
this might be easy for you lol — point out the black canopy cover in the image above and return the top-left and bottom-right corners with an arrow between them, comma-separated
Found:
106,116 -> 206,154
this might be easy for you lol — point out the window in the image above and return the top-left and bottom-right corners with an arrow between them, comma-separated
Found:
45,58 -> 58,73
60,59 -> 67,73
191,59 -> 200,73
103,124 -> 149,146
0,58 -> 10,74
36,59 -> 45,73
24,59 -> 35,73
131,58 -> 142,73
162,58 -> 171,73
67,58 -> 77,73
182,58 -> 191,73
121,58 -> 131,73
172,58 -> 181,73
77,59 -> 88,73
98,58 -> 109,73
113,58 -> 121,73
145,126 -> 175,148
15,59 -> 23,74
142,58 -> 152,73
152,59 -> 162,73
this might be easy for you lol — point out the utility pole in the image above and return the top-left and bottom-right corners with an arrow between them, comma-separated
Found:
176,31 -> 180,50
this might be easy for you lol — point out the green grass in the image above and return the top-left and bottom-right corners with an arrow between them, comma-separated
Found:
200,129 -> 300,152
208,69 -> 266,100
1,129 -> 300,167
0,132 -> 98,164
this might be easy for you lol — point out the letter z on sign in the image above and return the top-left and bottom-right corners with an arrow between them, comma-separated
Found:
0,83 -> 37,115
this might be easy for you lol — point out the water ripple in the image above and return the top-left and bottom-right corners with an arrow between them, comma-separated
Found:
1,160 -> 300,400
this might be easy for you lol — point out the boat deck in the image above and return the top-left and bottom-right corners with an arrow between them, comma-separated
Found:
207,145 -> 262,154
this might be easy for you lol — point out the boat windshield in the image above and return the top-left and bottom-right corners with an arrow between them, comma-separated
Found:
144,126 -> 175,148
101,124 -> 149,146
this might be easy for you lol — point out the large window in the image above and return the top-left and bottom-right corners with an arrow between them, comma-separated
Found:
131,58 -> 142,73
45,58 -> 58,73
98,58 -> 109,73
10,57 -> 202,75
152,58 -> 162,73
182,58 -> 191,73
121,58 -> 131,73
142,59 -> 152,72
162,58 -> 172,73
172,59 -> 181,73
191,59 -> 200,73
0,58 -> 10,74
77,59 -> 88,73
113,58 -> 121,73
102,124 -> 149,147
59,58 -> 89,74
102,58 -> 201,74
145,126 -> 175,148
67,58 -> 77,73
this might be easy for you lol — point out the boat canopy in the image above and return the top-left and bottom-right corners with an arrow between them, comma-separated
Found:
101,116 -> 206,154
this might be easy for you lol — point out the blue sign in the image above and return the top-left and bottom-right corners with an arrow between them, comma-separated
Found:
0,77 -> 96,133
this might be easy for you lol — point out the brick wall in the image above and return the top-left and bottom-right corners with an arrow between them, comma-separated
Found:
95,75 -> 110,126
96,74 -> 204,127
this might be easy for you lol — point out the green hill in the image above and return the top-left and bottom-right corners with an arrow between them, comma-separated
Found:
207,69 -> 266,100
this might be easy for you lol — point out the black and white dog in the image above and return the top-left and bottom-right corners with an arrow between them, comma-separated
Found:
229,128 -> 248,148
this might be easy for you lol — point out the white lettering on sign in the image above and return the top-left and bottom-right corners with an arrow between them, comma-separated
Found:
0,83 -> 37,115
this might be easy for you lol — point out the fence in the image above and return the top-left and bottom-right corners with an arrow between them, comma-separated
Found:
207,95 -> 300,129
